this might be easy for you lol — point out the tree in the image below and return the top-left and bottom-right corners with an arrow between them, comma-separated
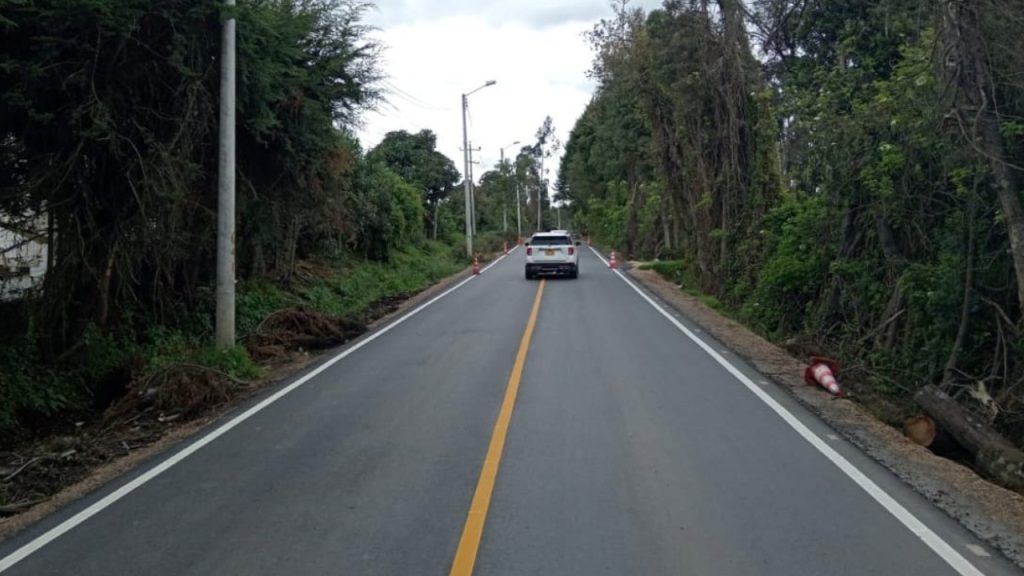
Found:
0,0 -> 381,344
569,0 -> 1024,446
367,130 -> 460,239
530,116 -> 560,230
940,0 -> 1024,314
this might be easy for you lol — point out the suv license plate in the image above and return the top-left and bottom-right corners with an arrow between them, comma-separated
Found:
545,249 -> 555,256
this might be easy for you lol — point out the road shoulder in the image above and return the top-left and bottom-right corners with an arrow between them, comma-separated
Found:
628,266 -> 1024,569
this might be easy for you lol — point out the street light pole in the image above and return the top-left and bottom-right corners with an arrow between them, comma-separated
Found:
215,0 -> 236,349
460,80 -> 495,258
461,94 -> 472,258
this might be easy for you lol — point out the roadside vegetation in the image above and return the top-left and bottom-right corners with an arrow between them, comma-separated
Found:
566,0 -> 1024,453
0,0 -> 491,452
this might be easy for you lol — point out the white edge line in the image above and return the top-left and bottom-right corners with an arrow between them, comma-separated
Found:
590,247 -> 984,576
0,250 -> 514,573
481,245 -> 517,274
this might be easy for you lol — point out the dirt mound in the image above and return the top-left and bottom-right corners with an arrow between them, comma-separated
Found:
245,306 -> 365,360
104,364 -> 248,426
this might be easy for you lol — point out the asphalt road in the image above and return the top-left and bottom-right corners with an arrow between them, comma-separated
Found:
1,248 -> 1021,575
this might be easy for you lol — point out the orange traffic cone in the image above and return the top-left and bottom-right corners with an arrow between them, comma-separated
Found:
472,254 -> 481,275
609,251 -> 618,269
503,241 -> 508,255
804,357 -> 842,396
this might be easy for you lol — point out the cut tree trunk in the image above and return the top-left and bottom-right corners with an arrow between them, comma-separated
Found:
915,384 -> 1024,492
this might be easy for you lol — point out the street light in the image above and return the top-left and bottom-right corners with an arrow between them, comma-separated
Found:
461,80 -> 496,257
500,140 -> 520,236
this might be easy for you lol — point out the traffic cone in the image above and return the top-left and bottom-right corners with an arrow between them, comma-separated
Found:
503,241 -> 508,255
472,254 -> 481,275
804,357 -> 842,396
609,251 -> 618,269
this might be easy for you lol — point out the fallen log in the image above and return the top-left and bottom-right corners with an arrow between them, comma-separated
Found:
904,415 -> 936,447
915,384 -> 1024,492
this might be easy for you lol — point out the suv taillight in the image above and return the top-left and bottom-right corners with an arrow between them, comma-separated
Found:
526,247 -> 533,256
568,247 -> 575,256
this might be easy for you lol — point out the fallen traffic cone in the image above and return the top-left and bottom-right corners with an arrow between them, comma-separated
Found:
609,251 -> 618,269
503,241 -> 508,255
472,254 -> 481,275
804,356 -> 842,396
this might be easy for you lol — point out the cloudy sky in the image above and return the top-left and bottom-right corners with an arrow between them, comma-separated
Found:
358,0 -> 662,181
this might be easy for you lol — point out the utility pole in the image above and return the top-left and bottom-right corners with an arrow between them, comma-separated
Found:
461,94 -> 472,257
464,142 -> 481,235
537,157 -> 544,232
215,0 -> 236,349
460,80 -> 495,257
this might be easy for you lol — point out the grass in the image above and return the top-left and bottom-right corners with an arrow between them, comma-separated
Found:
637,259 -> 727,313
0,239 -> 466,439
295,240 -> 465,320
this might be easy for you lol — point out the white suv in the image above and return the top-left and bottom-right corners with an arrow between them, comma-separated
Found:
525,232 -> 580,279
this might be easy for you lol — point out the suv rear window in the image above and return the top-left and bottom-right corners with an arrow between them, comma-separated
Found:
530,236 -> 571,246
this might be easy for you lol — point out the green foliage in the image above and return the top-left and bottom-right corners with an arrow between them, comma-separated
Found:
740,195 -> 834,337
0,0 -> 472,437
0,338 -> 73,433
574,0 -> 1024,440
349,161 -> 425,260
195,346 -> 262,381
236,281 -> 294,337
638,260 -> 725,312
298,241 -> 463,320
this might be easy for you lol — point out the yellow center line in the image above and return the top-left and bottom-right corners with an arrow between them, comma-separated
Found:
449,279 -> 546,576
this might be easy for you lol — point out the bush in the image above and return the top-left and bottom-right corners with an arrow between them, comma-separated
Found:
741,195 -> 834,337
0,338 -> 77,437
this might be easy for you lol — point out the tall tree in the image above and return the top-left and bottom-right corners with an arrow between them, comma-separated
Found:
367,129 -> 459,239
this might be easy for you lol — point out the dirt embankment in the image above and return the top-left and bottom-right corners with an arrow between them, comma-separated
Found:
629,266 -> 1024,568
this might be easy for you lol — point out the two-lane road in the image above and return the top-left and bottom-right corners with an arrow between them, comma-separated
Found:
1,248 -> 1019,575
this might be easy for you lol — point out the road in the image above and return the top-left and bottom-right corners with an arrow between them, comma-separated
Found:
0,248 -> 1020,575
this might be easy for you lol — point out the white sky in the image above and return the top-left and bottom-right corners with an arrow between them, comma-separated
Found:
358,0 -> 662,181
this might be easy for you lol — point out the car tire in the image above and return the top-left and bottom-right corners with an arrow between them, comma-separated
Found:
570,267 -> 579,279
525,269 -> 533,280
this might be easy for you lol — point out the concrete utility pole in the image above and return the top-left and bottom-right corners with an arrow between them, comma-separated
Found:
215,0 -> 237,349
537,157 -> 544,232
461,94 -> 471,257
468,143 -> 481,235
460,81 -> 495,257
